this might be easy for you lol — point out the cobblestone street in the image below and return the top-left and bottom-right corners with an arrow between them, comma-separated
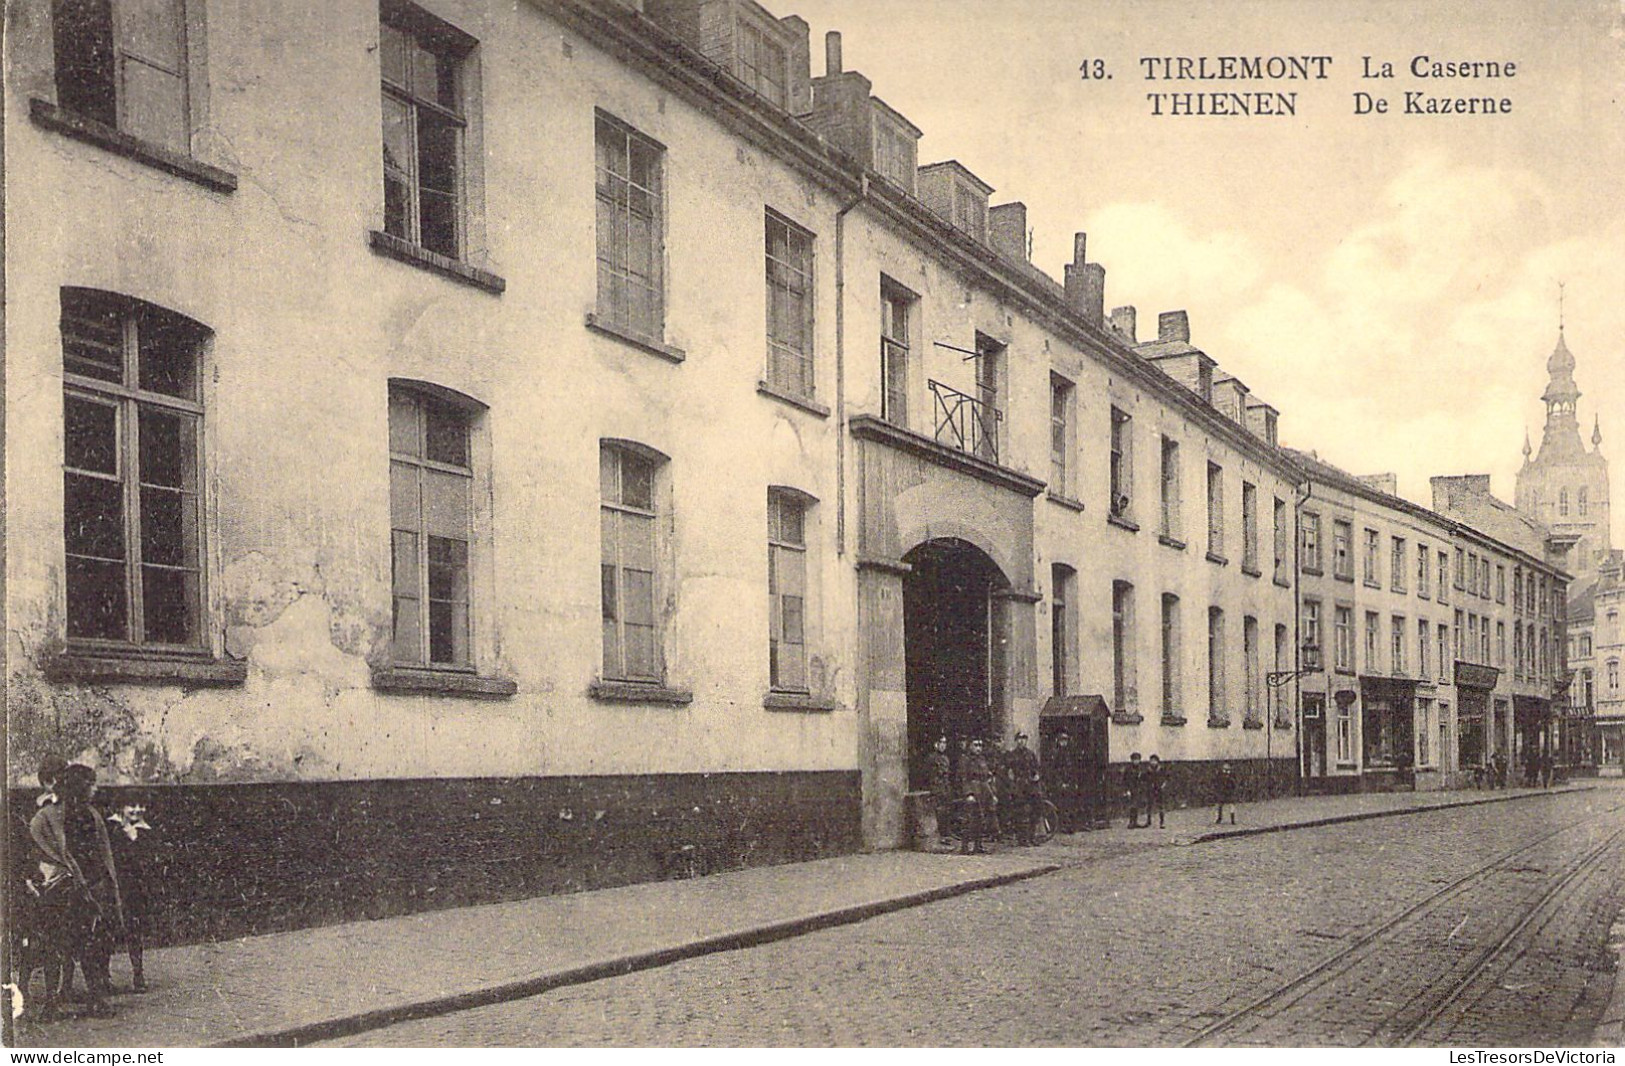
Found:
328,786 -> 1625,1047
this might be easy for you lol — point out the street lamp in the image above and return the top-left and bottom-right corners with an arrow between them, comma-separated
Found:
1264,643 -> 1321,798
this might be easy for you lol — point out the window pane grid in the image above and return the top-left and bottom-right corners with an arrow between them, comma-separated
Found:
380,8 -> 464,259
596,115 -> 665,340
765,213 -> 814,396
61,292 -> 204,649
389,390 -> 472,668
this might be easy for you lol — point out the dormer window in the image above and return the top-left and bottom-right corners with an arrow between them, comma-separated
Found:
737,15 -> 788,109
952,181 -> 986,241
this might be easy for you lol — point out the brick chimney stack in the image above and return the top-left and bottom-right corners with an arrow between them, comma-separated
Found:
825,30 -> 842,76
1063,232 -> 1106,326
1159,310 -> 1190,344
989,203 -> 1028,262
1109,306 -> 1137,343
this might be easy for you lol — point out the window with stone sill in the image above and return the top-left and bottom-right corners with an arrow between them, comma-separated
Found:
61,287 -> 207,651
601,441 -> 667,683
768,489 -> 812,693
596,112 -> 665,345
53,0 -> 191,152
765,209 -> 816,399
389,383 -> 481,669
381,0 -> 474,262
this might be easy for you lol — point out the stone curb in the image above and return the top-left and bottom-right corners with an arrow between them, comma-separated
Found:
215,862 -> 1061,1048
1186,785 -> 1595,845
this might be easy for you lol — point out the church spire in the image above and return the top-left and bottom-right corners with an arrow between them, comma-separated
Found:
1595,414 -> 1605,450
1523,427 -> 1532,461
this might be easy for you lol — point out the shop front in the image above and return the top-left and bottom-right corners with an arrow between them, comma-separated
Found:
1359,676 -> 1417,790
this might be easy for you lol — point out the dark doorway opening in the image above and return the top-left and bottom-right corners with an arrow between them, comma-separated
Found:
904,538 -> 1007,789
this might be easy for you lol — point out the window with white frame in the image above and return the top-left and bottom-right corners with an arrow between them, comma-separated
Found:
1206,462 -> 1225,557
52,0 -> 191,150
1242,481 -> 1259,571
1336,696 -> 1354,764
1438,550 -> 1449,605
600,442 -> 665,682
1391,536 -> 1407,592
1418,617 -> 1430,679
1052,564 -> 1074,696
1363,528 -> 1380,585
881,280 -> 912,426
1160,594 -> 1181,718
1243,615 -> 1261,726
61,288 -> 207,648
1437,623 -> 1449,682
768,490 -> 810,692
1334,604 -> 1354,672
1302,512 -> 1322,572
1050,376 -> 1074,497
595,112 -> 665,342
1332,519 -> 1352,579
1160,436 -> 1180,537
1113,580 -> 1136,714
1208,606 -> 1227,724
390,384 -> 478,668
1303,600 -> 1322,663
1110,407 -> 1133,518
1365,611 -> 1381,673
1392,615 -> 1407,676
1497,620 -> 1506,666
765,209 -> 815,397
1417,542 -> 1430,598
381,1 -> 473,260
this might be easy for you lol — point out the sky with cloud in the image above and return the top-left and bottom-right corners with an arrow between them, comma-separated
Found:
786,0 -> 1624,548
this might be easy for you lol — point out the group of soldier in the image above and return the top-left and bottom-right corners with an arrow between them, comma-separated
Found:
925,732 -> 1044,854
924,734 -> 1248,849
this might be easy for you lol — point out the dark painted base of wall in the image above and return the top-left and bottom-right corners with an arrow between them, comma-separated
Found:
1104,757 -> 1298,813
9,770 -> 861,948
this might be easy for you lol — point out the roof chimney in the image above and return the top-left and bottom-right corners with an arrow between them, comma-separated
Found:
989,203 -> 1028,262
1109,306 -> 1137,343
1158,310 -> 1190,344
825,30 -> 842,76
1062,232 -> 1105,325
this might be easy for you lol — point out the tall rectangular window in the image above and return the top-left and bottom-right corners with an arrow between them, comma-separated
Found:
1466,613 -> 1478,664
1303,600 -> 1322,665
53,0 -> 190,150
1365,611 -> 1381,673
1301,512 -> 1322,573
1334,605 -> 1354,672
601,444 -> 663,681
1206,462 -> 1225,557
1243,616 -> 1261,727
1363,528 -> 1380,585
1051,565 -> 1074,696
1160,436 -> 1181,537
381,2 -> 471,260
1455,547 -> 1465,590
973,334 -> 1003,462
61,289 -> 206,648
880,282 -> 912,426
1496,565 -> 1506,604
1418,618 -> 1430,679
1497,620 -> 1506,666
1050,377 -> 1074,497
1273,497 -> 1288,582
1336,696 -> 1354,764
1208,607 -> 1226,724
1438,623 -> 1450,682
1241,481 -> 1258,571
595,113 -> 664,342
1161,594 -> 1181,719
1417,542 -> 1430,598
1274,624 -> 1290,727
1438,550 -> 1450,605
1110,407 -> 1133,518
1333,519 -> 1353,580
1391,536 -> 1407,592
765,210 -> 815,397
768,491 -> 808,692
1112,580 -> 1136,714
390,386 -> 474,667
1392,615 -> 1407,676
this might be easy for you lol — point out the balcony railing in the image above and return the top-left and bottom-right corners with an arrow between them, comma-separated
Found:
930,379 -> 1001,463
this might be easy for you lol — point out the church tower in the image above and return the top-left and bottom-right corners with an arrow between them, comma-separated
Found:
1515,325 -> 1611,572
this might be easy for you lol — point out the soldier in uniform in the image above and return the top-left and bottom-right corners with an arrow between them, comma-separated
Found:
1146,754 -> 1168,828
926,735 -> 955,846
1124,751 -> 1148,828
1004,731 -> 1042,845
1043,730 -> 1081,833
957,738 -> 995,854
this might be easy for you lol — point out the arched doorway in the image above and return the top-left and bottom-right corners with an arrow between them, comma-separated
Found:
903,538 -> 1009,788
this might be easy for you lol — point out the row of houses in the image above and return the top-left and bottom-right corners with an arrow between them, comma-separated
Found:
2,0 -> 1581,944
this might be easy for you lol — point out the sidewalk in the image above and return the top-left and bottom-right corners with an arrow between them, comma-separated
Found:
12,782 -> 1596,1048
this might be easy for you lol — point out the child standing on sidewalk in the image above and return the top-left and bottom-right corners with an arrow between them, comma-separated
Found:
1214,762 -> 1236,825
